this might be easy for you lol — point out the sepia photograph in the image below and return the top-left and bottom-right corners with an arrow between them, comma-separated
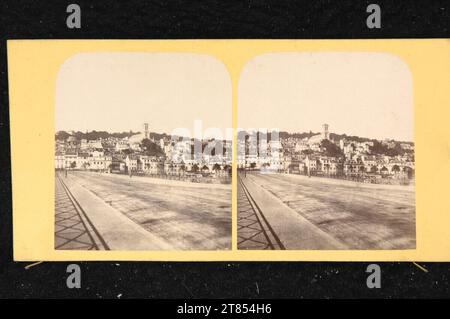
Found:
54,53 -> 232,250
237,52 -> 416,250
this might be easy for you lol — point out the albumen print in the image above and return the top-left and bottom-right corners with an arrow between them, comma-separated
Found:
237,53 -> 415,250
54,53 -> 232,250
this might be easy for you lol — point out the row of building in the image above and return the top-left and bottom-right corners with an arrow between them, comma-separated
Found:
55,123 -> 232,176
236,124 -> 415,179
56,123 -> 415,180
55,151 -> 232,176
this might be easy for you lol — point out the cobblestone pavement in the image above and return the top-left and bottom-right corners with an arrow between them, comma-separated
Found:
237,176 -> 280,250
66,171 -> 231,250
245,172 -> 416,249
55,175 -> 99,250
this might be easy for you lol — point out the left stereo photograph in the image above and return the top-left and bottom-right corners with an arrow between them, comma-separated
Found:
54,53 -> 232,250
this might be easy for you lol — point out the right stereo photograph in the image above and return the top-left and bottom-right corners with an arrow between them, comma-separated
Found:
237,52 -> 415,250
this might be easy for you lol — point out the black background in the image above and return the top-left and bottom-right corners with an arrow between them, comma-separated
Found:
0,0 -> 449,299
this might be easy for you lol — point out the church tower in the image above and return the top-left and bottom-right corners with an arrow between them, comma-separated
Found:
143,123 -> 149,139
322,123 -> 329,140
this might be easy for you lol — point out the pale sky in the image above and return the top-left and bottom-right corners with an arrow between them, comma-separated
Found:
56,52 -> 232,136
238,52 -> 414,142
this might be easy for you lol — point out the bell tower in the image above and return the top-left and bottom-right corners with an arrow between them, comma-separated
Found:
143,123 -> 149,139
322,123 -> 329,140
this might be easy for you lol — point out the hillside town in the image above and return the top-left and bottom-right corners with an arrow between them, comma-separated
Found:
55,123 -> 232,183
237,124 -> 415,185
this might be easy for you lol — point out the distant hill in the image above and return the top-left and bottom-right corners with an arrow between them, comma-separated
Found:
280,131 -> 381,143
56,130 -> 413,146
56,130 -> 139,141
55,130 -> 171,141
239,130 -> 413,145
55,130 -> 231,144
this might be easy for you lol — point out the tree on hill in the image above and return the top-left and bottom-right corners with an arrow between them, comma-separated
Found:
370,140 -> 389,155
55,131 -> 71,141
56,130 -> 141,141
321,139 -> 344,158
370,140 -> 406,157
140,138 -> 165,157
279,131 -> 317,140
